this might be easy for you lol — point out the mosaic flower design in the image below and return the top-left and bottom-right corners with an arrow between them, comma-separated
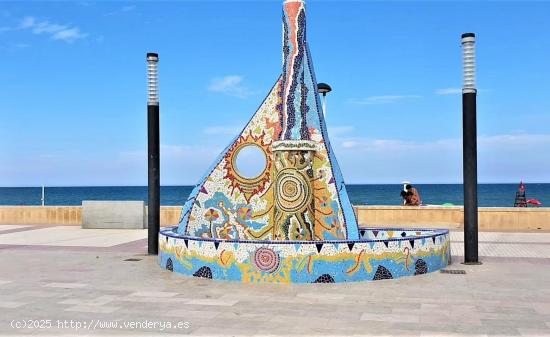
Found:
237,206 -> 252,221
204,208 -> 220,238
204,208 -> 220,222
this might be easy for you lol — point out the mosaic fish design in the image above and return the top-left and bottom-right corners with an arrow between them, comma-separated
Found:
177,0 -> 358,241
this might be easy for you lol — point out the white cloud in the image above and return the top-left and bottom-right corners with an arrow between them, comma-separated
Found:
18,16 -> 87,43
478,133 -> 550,148
203,126 -> 242,136
336,133 -> 550,153
435,88 -> 492,95
328,126 -> 354,137
208,75 -> 255,99
122,144 -> 224,185
435,88 -> 462,95
104,5 -> 136,17
19,16 -> 35,29
0,143 -> 224,186
337,137 -> 460,152
51,27 -> 86,42
348,95 -> 421,105
202,125 -> 353,139
0,42 -> 30,52
333,133 -> 550,183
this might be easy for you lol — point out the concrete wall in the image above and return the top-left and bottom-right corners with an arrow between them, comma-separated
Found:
156,206 -> 182,227
82,201 -> 146,229
1,205 -> 548,231
0,206 -> 82,225
355,206 -> 550,231
0,206 -> 181,227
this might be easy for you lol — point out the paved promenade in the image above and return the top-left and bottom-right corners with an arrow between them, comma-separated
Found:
0,224 -> 549,336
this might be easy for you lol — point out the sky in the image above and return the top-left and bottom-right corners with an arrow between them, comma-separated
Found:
0,0 -> 549,187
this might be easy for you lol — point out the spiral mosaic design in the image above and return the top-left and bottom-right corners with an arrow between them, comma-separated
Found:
275,168 -> 311,213
253,247 -> 280,273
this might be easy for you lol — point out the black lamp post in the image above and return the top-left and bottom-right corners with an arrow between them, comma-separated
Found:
461,33 -> 480,264
147,52 -> 160,255
317,82 -> 332,117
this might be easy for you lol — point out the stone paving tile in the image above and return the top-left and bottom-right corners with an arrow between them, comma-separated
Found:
421,333 -> 488,337
454,325 -> 522,336
478,312 -> 550,322
481,318 -> 549,330
295,292 -> 347,300
268,313 -> 333,329
115,296 -> 190,304
419,312 -> 482,326
64,305 -> 121,314
1,231 -> 550,336
129,291 -> 179,298
0,226 -> 147,247
185,298 -> 239,306
360,313 -> 420,323
162,309 -> 223,320
192,326 -> 259,336
376,331 -> 422,337
475,304 -> 539,315
357,305 -> 393,314
59,295 -> 117,307
470,232 -> 550,244
0,225 -> 28,231
0,280 -> 13,286
531,303 -> 550,315
15,290 -> 67,298
87,328 -> 194,336
0,301 -> 26,308
217,293 -> 271,301
517,327 -> 550,336
43,282 -> 88,289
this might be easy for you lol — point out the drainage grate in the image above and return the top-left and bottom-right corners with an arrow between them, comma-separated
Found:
124,258 -> 142,262
440,269 -> 466,274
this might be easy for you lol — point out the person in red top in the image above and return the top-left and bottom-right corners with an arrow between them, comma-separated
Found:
404,184 -> 421,206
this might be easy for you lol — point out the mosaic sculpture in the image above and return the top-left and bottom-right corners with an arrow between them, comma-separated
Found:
177,0 -> 357,242
159,0 -> 451,283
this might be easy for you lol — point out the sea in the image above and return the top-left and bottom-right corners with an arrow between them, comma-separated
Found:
0,184 -> 547,207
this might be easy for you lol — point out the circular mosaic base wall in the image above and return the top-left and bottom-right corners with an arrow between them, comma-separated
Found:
158,226 -> 450,283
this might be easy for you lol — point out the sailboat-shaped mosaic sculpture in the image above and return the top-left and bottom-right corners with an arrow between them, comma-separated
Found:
160,0 -> 451,284
177,0 -> 359,241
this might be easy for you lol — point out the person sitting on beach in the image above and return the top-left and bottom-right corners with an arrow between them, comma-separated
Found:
403,184 -> 421,206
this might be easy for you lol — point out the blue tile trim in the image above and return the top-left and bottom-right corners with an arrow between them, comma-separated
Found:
160,226 -> 449,245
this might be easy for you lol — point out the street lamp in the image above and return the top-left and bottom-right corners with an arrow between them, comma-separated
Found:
147,52 -> 160,255
317,82 -> 332,117
461,33 -> 480,264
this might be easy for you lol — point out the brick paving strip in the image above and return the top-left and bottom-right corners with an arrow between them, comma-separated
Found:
0,225 -> 58,235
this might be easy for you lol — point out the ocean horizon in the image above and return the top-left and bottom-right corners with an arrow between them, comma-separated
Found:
0,183 -> 547,207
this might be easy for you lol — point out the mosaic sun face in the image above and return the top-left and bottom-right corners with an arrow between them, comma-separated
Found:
223,133 -> 272,203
